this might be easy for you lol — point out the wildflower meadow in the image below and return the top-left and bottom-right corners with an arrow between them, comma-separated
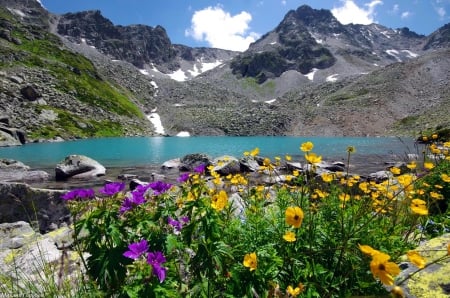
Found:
6,135 -> 450,297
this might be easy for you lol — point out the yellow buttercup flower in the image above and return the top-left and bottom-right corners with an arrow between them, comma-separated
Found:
358,244 -> 380,257
407,250 -> 426,269
211,190 -> 228,211
243,252 -> 257,271
424,162 -> 435,170
300,141 -> 314,152
250,147 -> 260,157
321,172 -> 334,183
346,146 -> 356,153
430,191 -> 443,200
407,161 -> 417,170
369,252 -> 400,286
285,206 -> 304,228
410,199 -> 428,216
286,283 -> 305,297
390,167 -> 401,175
441,173 -> 450,183
339,193 -> 351,202
305,152 -> 322,164
283,231 -> 296,242
447,243 -> 450,256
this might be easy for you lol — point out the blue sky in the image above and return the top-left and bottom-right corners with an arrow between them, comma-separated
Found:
39,0 -> 450,51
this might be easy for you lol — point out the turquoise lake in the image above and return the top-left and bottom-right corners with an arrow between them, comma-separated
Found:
0,136 -> 420,169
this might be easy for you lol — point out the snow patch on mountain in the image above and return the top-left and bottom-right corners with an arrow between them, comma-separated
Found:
386,49 -> 402,62
147,112 -> 165,135
326,74 -> 339,82
304,68 -> 318,81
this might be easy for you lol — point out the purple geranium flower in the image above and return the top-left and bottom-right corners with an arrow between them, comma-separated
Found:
147,251 -> 167,283
177,172 -> 190,183
119,191 -> 146,214
99,182 -> 125,196
194,164 -> 206,174
148,181 -> 172,196
123,239 -> 149,260
61,188 -> 95,201
168,216 -> 190,234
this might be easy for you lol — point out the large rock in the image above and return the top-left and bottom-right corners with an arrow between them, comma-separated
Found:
0,183 -> 70,233
55,154 -> 106,180
0,158 -> 49,182
395,233 -> 450,298
179,153 -> 212,172
0,221 -> 84,294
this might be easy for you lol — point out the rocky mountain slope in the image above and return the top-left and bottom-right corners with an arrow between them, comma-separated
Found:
0,0 -> 449,145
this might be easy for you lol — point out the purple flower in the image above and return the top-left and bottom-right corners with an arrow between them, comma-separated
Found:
119,198 -> 134,214
99,182 -> 125,196
194,164 -> 206,174
123,239 -> 149,260
61,188 -> 95,201
119,192 -> 146,214
177,172 -> 190,183
168,217 -> 183,233
147,251 -> 167,283
148,181 -> 172,196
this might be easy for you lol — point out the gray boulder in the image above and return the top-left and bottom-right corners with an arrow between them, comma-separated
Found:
55,154 -> 106,180
0,183 -> 70,233
0,159 -> 49,182
179,153 -> 212,172
212,155 -> 241,175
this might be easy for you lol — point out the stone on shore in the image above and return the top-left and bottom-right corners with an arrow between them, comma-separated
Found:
55,154 -> 106,180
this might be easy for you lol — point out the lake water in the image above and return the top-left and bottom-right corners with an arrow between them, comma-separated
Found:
0,136 -> 420,169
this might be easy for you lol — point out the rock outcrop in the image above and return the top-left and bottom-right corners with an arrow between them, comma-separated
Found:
0,183 -> 69,233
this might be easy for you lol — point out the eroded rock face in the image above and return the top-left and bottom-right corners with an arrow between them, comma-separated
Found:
0,183 -> 69,233
55,155 -> 106,181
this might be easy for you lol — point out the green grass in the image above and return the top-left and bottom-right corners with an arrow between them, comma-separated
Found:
240,77 -> 276,96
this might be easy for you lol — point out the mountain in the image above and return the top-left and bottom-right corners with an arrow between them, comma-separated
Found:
0,0 -> 449,145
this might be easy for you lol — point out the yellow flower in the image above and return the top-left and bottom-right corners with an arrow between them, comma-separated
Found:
441,173 -> 450,183
300,141 -> 314,152
407,161 -> 417,170
286,283 -> 305,297
285,155 -> 292,161
424,162 -> 435,170
447,243 -> 450,256
422,136 -> 428,142
391,286 -> 405,298
430,191 -> 443,200
444,141 -> 450,148
407,250 -> 426,269
285,206 -> 304,228
410,199 -> 428,216
211,190 -> 228,211
339,193 -> 351,202
293,170 -> 299,177
283,231 -> 296,242
358,244 -> 380,257
369,252 -> 400,286
390,167 -> 401,175
243,252 -> 257,271
346,146 -> 356,153
250,147 -> 260,157
321,172 -> 334,183
305,152 -> 322,164
432,133 -> 438,139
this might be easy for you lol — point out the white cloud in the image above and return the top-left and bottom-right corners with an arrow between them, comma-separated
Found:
400,11 -> 411,19
331,0 -> 383,25
281,0 -> 287,5
436,6 -> 446,18
185,5 -> 260,52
